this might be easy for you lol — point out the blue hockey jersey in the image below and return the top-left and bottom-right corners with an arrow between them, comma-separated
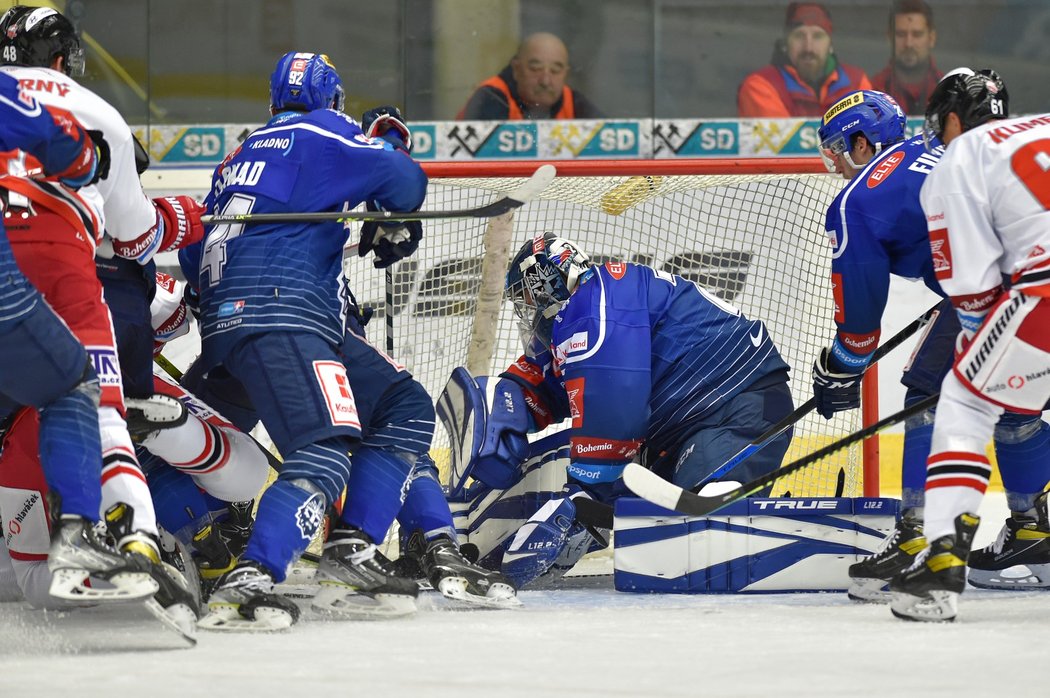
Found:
505,262 -> 789,476
825,134 -> 944,370
194,108 -> 427,370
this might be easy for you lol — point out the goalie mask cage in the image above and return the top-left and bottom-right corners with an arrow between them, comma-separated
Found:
340,158 -> 882,498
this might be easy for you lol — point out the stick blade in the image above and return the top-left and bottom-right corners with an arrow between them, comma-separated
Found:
622,464 -> 687,512
506,164 -> 556,205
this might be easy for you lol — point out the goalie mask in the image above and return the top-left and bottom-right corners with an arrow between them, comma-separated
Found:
0,6 -> 85,77
923,67 -> 1008,150
506,233 -> 592,357
818,90 -> 906,172
269,51 -> 345,114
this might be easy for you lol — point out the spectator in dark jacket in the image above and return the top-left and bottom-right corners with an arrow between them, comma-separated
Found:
458,32 -> 602,120
870,0 -> 943,115
738,2 -> 871,117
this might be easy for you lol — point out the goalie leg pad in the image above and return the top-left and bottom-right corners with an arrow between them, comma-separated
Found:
438,368 -> 529,496
500,496 -> 579,588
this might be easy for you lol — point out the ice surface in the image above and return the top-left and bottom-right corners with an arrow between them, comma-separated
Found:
3,493 -> 1049,698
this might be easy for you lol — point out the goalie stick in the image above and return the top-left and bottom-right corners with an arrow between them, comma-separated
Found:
200,164 -> 557,225
691,301 -> 942,488
623,393 -> 939,517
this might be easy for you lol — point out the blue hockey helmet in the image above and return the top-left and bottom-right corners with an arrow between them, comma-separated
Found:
269,51 -> 345,113
505,233 -> 592,356
923,67 -> 1008,150
817,90 -> 906,172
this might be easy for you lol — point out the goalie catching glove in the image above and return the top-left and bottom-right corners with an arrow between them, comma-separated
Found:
812,346 -> 863,419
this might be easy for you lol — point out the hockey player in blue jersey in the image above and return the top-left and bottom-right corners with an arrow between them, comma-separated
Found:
811,85 -> 1050,601
493,232 -> 794,584
191,51 -> 428,631
0,71 -> 161,602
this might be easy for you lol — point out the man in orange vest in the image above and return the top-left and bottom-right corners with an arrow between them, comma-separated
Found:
458,32 -> 602,120
737,2 -> 871,117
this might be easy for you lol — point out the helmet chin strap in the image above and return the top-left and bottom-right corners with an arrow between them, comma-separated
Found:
844,141 -> 882,172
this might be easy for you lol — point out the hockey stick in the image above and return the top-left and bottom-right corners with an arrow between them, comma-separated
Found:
692,301 -> 942,488
623,393 -> 939,517
153,353 -> 283,472
200,164 -> 557,225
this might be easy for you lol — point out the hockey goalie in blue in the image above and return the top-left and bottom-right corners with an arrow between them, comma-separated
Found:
473,233 -> 795,584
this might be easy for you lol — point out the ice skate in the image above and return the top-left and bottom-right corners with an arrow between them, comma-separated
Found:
214,499 -> 254,559
106,504 -> 200,644
199,561 -> 300,632
311,527 -> 418,620
967,492 -> 1050,590
124,393 -> 187,442
47,515 -> 158,602
406,530 -> 520,608
890,513 -> 980,622
189,522 -> 238,598
847,516 -> 926,603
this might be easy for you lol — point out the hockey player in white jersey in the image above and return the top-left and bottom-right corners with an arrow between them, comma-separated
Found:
0,6 -> 206,567
890,68 -> 1050,622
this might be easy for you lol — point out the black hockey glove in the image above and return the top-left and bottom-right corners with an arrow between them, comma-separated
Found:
85,129 -> 111,184
812,347 -> 863,419
361,105 -> 412,154
358,202 -> 422,268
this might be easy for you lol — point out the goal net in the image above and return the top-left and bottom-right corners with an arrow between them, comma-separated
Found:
341,158 -> 869,498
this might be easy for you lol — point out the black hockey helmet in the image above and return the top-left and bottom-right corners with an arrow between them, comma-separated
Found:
923,67 -> 1008,147
0,6 -> 85,77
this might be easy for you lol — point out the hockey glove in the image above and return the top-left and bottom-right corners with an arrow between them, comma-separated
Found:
361,105 -> 412,154
812,346 -> 863,419
358,203 -> 423,268
84,129 -> 111,184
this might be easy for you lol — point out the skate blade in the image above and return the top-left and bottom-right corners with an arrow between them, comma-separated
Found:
967,564 -> 1050,591
437,577 -> 522,609
49,568 -> 159,602
846,577 -> 893,604
311,583 -> 416,620
890,590 -> 958,622
198,603 -> 296,632
143,599 -> 198,647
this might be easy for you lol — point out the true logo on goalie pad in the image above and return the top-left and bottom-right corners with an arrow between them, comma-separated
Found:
313,360 -> 361,428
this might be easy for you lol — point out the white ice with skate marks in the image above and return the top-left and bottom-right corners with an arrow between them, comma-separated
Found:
2,494 -> 1050,698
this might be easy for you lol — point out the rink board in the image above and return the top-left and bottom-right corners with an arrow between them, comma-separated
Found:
613,497 -> 899,593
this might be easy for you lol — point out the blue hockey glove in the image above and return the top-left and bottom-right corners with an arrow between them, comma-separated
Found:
361,105 -> 412,153
358,202 -> 423,268
60,129 -> 110,189
812,346 -> 863,419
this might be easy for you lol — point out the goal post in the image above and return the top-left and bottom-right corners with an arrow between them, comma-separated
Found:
341,158 -> 883,498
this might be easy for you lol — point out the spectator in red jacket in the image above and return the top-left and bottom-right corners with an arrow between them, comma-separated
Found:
457,32 -> 602,120
870,0 -> 943,115
738,2 -> 871,117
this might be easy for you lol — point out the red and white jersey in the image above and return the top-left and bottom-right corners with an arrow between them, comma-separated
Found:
921,113 -> 1050,308
0,65 -> 156,253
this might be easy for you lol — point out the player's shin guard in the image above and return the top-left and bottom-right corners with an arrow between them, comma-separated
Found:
993,414 -> 1050,513
340,446 -> 413,544
36,375 -> 103,520
397,461 -> 457,542
243,478 -> 327,583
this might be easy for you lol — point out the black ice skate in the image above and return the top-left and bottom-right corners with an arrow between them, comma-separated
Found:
311,527 -> 418,619
106,503 -> 200,644
847,515 -> 926,603
967,492 -> 1050,590
214,499 -> 254,559
405,530 -> 520,608
199,561 -> 301,632
47,514 -> 159,602
890,512 -> 980,622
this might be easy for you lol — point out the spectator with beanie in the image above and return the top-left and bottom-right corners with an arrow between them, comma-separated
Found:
458,32 -> 602,120
871,0 -> 943,114
738,2 -> 871,117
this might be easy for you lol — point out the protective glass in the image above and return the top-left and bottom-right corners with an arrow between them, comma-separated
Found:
65,45 -> 85,77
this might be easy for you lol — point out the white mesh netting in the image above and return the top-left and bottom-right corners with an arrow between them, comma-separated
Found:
342,165 -> 864,497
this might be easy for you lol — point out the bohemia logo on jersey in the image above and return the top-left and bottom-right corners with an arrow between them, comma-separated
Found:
928,222 -> 952,280
866,150 -> 905,188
